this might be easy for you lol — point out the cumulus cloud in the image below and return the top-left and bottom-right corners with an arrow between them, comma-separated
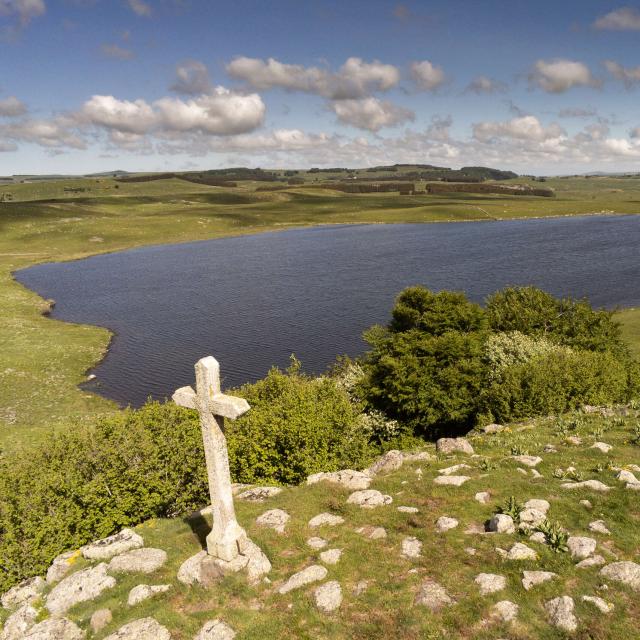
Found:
411,60 -> 446,91
330,97 -> 414,131
101,43 -> 134,60
170,60 -> 212,95
529,59 -> 599,93
226,56 -> 400,99
0,0 -> 46,26
604,60 -> 640,88
464,75 -> 506,94
0,116 -> 85,149
594,6 -> 640,30
473,115 -> 565,143
126,0 -> 151,16
0,95 -> 27,117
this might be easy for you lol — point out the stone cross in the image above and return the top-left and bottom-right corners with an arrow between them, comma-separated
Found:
173,356 -> 250,562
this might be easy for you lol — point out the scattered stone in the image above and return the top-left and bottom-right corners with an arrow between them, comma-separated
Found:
524,499 -> 550,513
236,486 -> 282,502
582,595 -> 614,614
519,508 -> 547,528
475,491 -> 490,504
436,437 -> 474,455
464,547 -> 477,556
46,551 -> 77,585
589,520 -> 611,535
617,470 -> 638,484
566,436 -> 582,446
506,543 -> 537,560
600,561 -> 640,591
475,573 -> 506,595
438,463 -> 471,476
402,451 -> 432,462
278,565 -> 328,594
512,455 -> 543,467
414,578 -> 455,611
353,580 -> 370,596
591,442 -> 612,453
626,481 -> 640,491
346,489 -> 392,508
22,618 -> 85,640
435,516 -> 459,532
102,617 -> 171,640
366,450 -> 404,476
46,563 -> 116,615
465,523 -> 487,535
482,423 -> 504,434
433,475 -> 470,487
306,469 -> 371,490
529,532 -> 547,544
530,469 -> 543,479
492,600 -> 519,622
580,499 -> 593,509
567,536 -> 597,561
545,596 -> 578,633
1,604 -> 37,640
397,506 -> 419,513
1,577 -> 45,609
314,580 -> 342,613
194,619 -> 236,640
90,609 -> 113,634
560,480 -> 610,492
81,528 -> 144,561
308,513 -> 345,527
177,551 -> 223,587
256,509 -> 290,534
355,525 -> 387,539
108,548 -> 167,574
307,537 -> 328,549
522,570 -> 557,590
544,444 -> 558,453
401,536 -> 422,559
576,555 -> 606,568
516,468 -> 528,476
127,584 -> 171,606
243,539 -> 272,584
488,514 -> 515,534
319,549 -> 342,565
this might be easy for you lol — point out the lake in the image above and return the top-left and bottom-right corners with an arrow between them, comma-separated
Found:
15,215 -> 640,407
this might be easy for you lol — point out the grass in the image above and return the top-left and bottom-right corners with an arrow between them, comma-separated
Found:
1,174 -> 640,450
14,408 -> 640,639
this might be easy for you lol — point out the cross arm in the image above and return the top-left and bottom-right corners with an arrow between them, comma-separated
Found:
172,385 -> 250,420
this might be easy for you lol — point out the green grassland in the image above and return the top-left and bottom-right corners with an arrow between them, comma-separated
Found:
1,174 -> 640,449
6,408 -> 640,639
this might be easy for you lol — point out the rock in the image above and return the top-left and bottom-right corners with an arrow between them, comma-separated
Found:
544,444 -> 558,453
90,609 -> 113,634
529,532 -> 547,544
435,516 -> 459,532
576,555 -> 606,569
626,481 -> 640,491
433,475 -> 470,487
355,525 -> 387,539
236,486 -> 282,501
308,513 -> 345,527
1,604 -> 37,640
566,436 -> 582,446
522,570 -> 557,590
516,468 -> 528,476
561,480 -> 610,492
401,536 -> 422,559
482,423 -> 504,434
102,617 -> 171,640
306,469 -> 372,490
1,577 -> 45,609
524,499 -> 550,513
506,543 -> 537,560
438,463 -> 471,476
108,548 -> 167,574
366,450 -> 404,476
475,491 -> 490,504
512,455 -> 542,467
545,596 -> 578,633
346,489 -> 392,508
475,573 -> 506,595
46,551 -> 77,585
492,600 -> 518,622
314,580 -> 342,613
256,508 -> 290,533
242,539 -> 272,584
464,547 -> 477,555
319,549 -> 342,565
397,506 -> 419,513
464,523 -> 486,535
530,469 -> 543,479
591,442 -> 612,453
436,438 -> 474,455
567,536 -> 597,560
194,620 -> 236,640
81,528 -> 144,561
487,514 -> 515,534
353,580 -> 370,596
617,470 -> 638,484
278,565 -> 327,594
22,618 -> 85,640
519,508 -> 547,528
600,561 -> 640,590
582,595 -> 614,613
402,451 -> 432,462
589,520 -> 611,535
177,551 -> 223,587
307,537 -> 328,549
580,499 -> 593,509
414,578 -> 454,611
46,563 -> 116,615
127,584 -> 171,606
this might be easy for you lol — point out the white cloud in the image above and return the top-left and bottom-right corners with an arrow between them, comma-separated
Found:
0,116 -> 85,149
604,60 -> 640,88
126,0 -> 151,17
529,59 -> 599,93
0,0 -> 45,26
81,95 -> 156,134
101,43 -> 134,60
330,97 -> 414,131
465,75 -> 506,94
0,95 -> 27,117
226,56 -> 400,99
411,60 -> 446,91
594,6 -> 640,30
473,115 -> 565,142
170,60 -> 212,95
0,140 -> 18,151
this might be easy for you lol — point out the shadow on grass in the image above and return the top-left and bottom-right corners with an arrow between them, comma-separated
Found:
183,512 -> 210,550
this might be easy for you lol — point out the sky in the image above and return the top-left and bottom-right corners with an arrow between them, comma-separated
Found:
1,0 -> 640,175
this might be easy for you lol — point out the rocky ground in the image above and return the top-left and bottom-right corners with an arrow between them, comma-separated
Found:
1,406 -> 640,639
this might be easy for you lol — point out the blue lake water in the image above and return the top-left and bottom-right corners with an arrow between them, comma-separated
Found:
15,215 -> 640,407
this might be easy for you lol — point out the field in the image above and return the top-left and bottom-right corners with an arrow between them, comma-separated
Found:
1,173 -> 640,450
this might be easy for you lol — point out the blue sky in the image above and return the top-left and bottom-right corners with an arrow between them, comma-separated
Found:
1,0 -> 640,174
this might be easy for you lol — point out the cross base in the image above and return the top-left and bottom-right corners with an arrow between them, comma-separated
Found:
206,523 -> 249,562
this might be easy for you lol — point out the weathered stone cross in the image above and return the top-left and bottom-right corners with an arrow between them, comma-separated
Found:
173,356 -> 250,562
